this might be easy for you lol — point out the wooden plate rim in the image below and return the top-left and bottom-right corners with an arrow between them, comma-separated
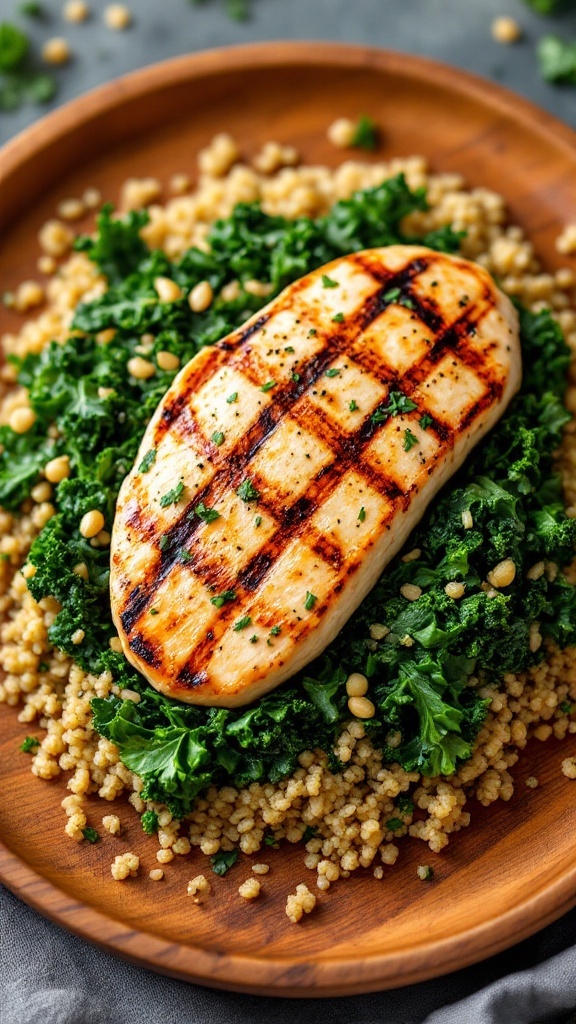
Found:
3,41 -> 576,191
2,41 -> 576,996
2,835 -> 576,996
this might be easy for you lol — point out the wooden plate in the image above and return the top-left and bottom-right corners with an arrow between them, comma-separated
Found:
2,42 -> 576,998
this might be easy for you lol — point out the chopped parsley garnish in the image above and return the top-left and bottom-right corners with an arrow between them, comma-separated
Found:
325,368 -> 341,378
159,535 -> 169,551
349,399 -> 359,412
419,413 -> 433,431
0,22 -> 29,72
292,372 -> 301,383
211,848 -> 239,876
403,428 -> 419,452
561,702 -> 572,714
400,296 -> 415,310
304,591 -> 317,611
358,506 -> 366,522
226,391 -> 238,403
81,827 -> 101,844
264,832 -> 279,847
180,548 -> 193,563
396,794 -> 414,814
138,448 -> 156,473
233,615 -> 252,631
270,625 -> 281,636
210,590 -> 237,608
351,114 -> 379,150
384,287 -> 401,303
249,634 -> 258,643
308,328 -> 317,337
141,809 -> 159,834
150,607 -> 159,615
19,735 -> 40,753
302,825 -> 318,843
159,480 -> 184,507
236,478 -> 260,502
538,33 -> 576,84
332,312 -> 345,323
193,502 -> 220,523
260,380 -> 277,392
254,515 -> 262,527
387,391 -> 419,416
321,274 -> 339,288
386,818 -> 404,832
459,294 -> 469,308
371,391 -> 418,425
284,345 -> 295,353
211,431 -> 225,446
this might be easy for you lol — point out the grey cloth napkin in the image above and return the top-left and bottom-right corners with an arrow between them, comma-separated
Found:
1,883 -> 575,1024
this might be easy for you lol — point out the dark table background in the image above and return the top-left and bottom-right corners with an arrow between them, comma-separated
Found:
3,1 -> 576,1021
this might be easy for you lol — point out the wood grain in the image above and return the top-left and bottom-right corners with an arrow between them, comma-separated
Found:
1,42 -> 576,997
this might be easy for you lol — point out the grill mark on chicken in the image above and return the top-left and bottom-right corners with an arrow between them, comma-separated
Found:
128,633 -> 160,668
219,313 -> 272,352
112,247 -> 521,704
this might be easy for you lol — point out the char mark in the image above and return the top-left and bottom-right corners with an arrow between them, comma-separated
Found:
219,313 -> 272,352
177,665 -> 209,689
128,633 -> 160,668
160,391 -> 188,430
460,381 -> 504,432
238,551 -> 274,591
281,495 -> 314,528
121,585 -> 153,634
312,534 -> 343,569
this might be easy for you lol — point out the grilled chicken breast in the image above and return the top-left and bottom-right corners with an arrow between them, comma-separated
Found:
110,245 -> 521,707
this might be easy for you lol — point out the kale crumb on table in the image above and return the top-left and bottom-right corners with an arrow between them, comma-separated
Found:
1,137 -> 576,907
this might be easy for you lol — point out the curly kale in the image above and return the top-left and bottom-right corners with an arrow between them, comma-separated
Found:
6,176 -> 576,813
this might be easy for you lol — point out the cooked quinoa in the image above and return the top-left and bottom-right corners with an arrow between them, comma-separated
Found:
2,134 -> 576,915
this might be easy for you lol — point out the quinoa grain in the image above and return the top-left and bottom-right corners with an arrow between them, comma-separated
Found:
42,38 -> 71,65
79,510 -> 105,539
188,281 -> 214,313
63,0 -> 90,22
104,4 -> 131,29
238,877 -> 261,899
491,16 -> 522,44
111,853 -> 139,880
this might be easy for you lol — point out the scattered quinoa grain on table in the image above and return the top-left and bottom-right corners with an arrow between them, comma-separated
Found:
111,853 -> 139,880
187,875 -> 211,904
42,37 -> 72,66
491,16 -> 522,44
103,3 -> 132,29
238,878 -> 261,900
63,0 -> 90,22
562,758 -> 576,779
327,118 -> 356,148
417,865 -> 434,881
102,814 -> 121,834
285,884 -> 317,923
